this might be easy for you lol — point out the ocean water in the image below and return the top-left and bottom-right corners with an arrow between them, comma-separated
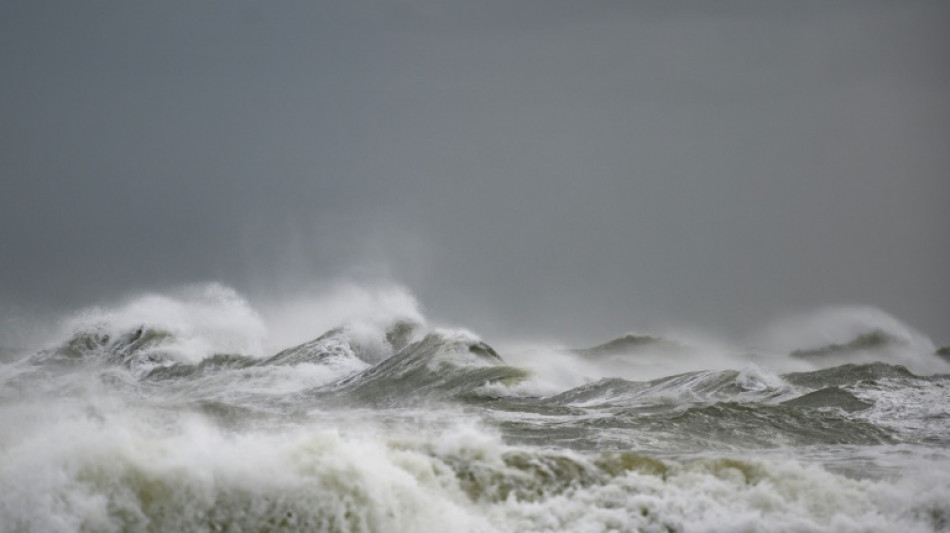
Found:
1,284 -> 948,533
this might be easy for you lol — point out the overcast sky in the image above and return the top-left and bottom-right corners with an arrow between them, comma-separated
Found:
1,0 -> 948,343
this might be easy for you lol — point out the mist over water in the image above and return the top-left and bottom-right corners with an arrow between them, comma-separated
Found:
2,1 -> 948,531
1,282 -> 948,532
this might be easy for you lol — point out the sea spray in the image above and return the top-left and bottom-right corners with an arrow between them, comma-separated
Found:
1,285 -> 949,532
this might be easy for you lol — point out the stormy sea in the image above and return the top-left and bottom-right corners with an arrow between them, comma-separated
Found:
1,284 -> 948,533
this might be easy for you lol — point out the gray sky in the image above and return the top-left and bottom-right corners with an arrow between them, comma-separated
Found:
1,0 -> 948,344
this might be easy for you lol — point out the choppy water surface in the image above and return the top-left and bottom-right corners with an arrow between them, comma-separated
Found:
1,286 -> 948,532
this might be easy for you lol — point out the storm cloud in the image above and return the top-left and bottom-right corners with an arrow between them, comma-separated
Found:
1,0 -> 948,344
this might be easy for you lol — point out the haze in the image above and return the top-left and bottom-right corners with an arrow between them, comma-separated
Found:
2,1 -> 948,345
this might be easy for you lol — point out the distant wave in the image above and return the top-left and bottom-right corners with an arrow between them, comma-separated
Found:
571,334 -> 685,357
791,329 -> 900,358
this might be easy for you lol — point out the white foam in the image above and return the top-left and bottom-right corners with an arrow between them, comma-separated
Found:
851,376 -> 950,444
1,390 -> 948,533
499,339 -> 761,391
5,286 -> 950,532
252,282 -> 426,356
56,283 -> 268,364
0,405 -> 492,533
487,454 -> 950,533
469,377 -> 561,400
751,306 -> 947,374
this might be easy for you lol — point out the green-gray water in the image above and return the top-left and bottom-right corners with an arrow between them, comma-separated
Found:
1,286 -> 948,532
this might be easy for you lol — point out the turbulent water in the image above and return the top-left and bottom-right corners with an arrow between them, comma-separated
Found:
1,285 -> 949,532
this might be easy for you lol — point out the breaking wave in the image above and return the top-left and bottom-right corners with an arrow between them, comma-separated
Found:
1,284 -> 949,532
